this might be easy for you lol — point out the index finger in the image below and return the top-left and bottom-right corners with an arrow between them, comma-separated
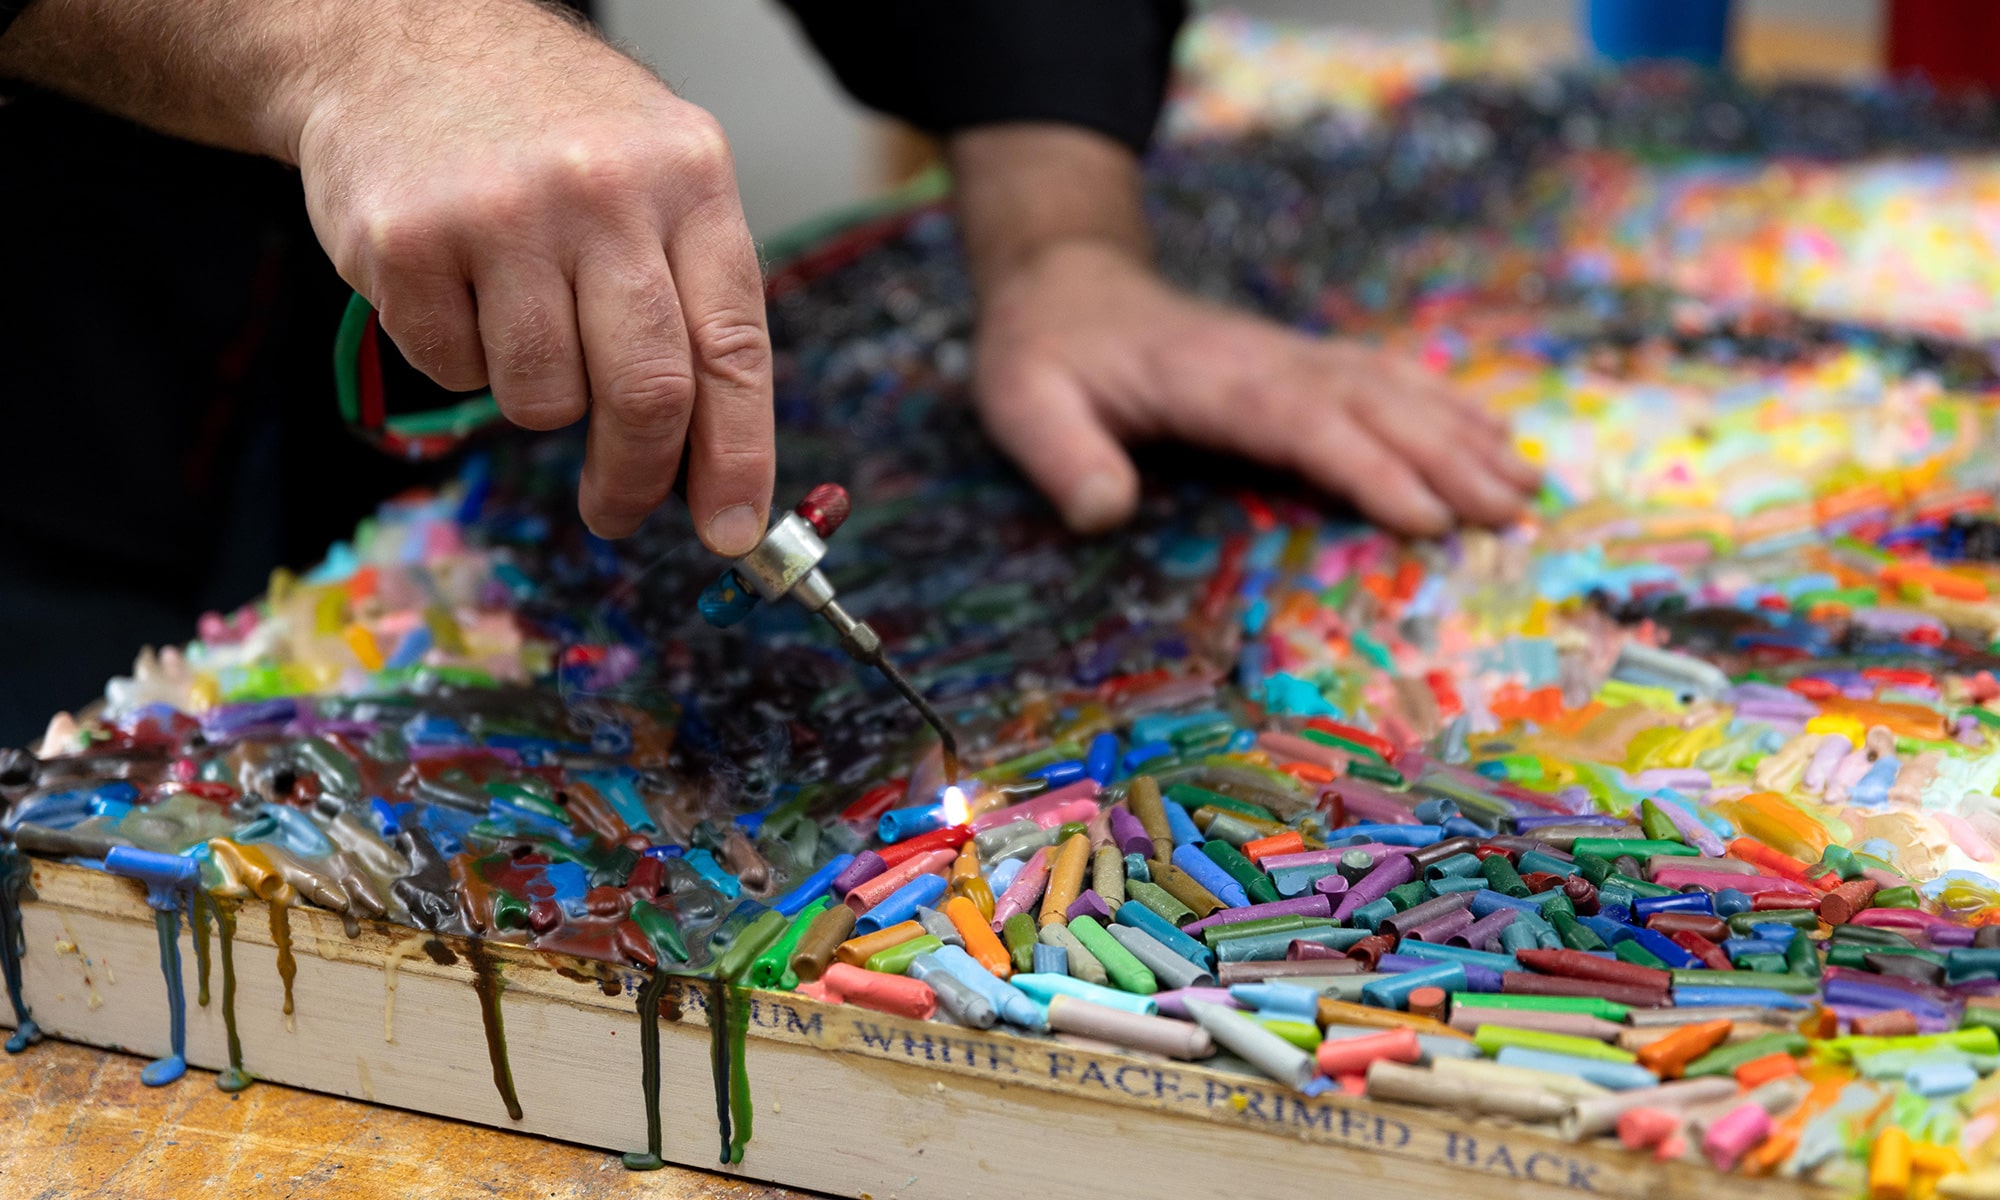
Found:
573,249 -> 697,539
666,195 -> 775,558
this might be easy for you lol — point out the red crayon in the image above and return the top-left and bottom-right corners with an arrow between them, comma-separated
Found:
841,780 -> 907,827
1669,930 -> 1733,972
1647,912 -> 1729,942
817,963 -> 937,1020
1516,948 -> 1672,992
876,824 -> 973,869
1502,970 -> 1669,1009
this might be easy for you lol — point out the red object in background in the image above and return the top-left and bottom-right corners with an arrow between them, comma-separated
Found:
1888,0 -> 2000,92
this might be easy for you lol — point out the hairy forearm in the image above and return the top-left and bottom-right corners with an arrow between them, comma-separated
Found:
947,123 -> 1152,298
0,0 -> 589,163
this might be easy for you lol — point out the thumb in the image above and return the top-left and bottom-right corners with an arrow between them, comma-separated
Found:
978,360 -> 1139,534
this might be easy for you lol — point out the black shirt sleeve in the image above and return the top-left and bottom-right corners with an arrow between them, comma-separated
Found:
775,0 -> 1189,155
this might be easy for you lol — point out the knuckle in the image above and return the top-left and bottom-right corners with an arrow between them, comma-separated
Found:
669,112 -> 734,190
358,207 -> 437,273
558,141 -> 649,200
689,317 -> 770,389
603,360 -> 698,430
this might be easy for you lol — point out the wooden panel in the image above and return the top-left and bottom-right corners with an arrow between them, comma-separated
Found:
4,861 -> 1844,1200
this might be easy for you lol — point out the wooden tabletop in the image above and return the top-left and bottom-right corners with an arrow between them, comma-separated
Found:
1,1039 -> 812,1199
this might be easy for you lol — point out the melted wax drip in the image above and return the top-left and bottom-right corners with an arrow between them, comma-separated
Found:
269,902 -> 297,1019
0,845 -> 40,1053
190,892 -> 212,1008
465,938 -> 523,1121
213,897 -> 252,1092
140,907 -> 188,1085
620,968 -> 672,1171
706,975 -> 732,1164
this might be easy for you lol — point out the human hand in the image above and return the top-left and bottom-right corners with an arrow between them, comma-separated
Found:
292,2 -> 772,550
972,238 -> 1540,536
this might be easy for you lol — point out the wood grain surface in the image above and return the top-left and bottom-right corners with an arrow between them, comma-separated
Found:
0,1040 -> 811,1200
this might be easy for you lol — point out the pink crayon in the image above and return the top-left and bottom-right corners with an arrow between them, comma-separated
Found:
991,846 -> 1052,929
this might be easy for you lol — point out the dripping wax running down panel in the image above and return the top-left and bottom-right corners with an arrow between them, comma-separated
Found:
18,58 -> 2000,1200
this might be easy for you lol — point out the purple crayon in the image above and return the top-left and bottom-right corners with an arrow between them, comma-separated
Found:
1333,853 -> 1415,922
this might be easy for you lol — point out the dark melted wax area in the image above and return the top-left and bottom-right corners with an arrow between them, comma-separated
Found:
10,68 -> 2000,1170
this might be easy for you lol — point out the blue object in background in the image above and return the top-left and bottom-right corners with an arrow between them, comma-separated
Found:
1586,0 -> 1731,66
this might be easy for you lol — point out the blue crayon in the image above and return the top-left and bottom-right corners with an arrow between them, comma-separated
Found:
1632,892 -> 1714,920
1577,915 -> 1633,946
1440,816 -> 1491,840
854,874 -> 949,936
1130,710 -> 1226,745
988,857 -> 1026,896
1499,921 -> 1541,955
545,862 -> 591,919
877,804 -> 951,845
1172,844 -> 1247,908
1850,756 -> 1899,807
1469,888 -> 1544,917
1712,888 -> 1753,917
920,947 -> 1048,1030
1427,875 -> 1488,896
1115,898 -> 1215,969
1338,824 -> 1444,847
1626,925 -> 1700,969
1906,1059 -> 1978,1098
770,853 -> 856,917
1228,983 -> 1320,1021
1029,760 -> 1088,788
1270,863 -> 1345,897
1351,898 -> 1399,931
1412,798 -> 1460,825
1122,742 -> 1174,774
1362,962 -> 1466,1009
1672,987 -> 1814,1009
368,796 -> 401,837
1494,1047 -> 1659,1090
1162,800 -> 1206,849
1395,941 -> 1519,974
1012,972 -> 1158,1016
1084,734 -> 1121,784
1597,885 -> 1639,912
1748,923 -> 1798,945
1721,938 -> 1790,960
1032,943 -> 1070,975
1517,850 -> 1579,878
683,848 -> 740,899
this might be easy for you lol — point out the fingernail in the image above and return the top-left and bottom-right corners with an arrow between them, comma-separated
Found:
1067,471 -> 1131,533
706,503 -> 764,557
1411,492 -> 1454,535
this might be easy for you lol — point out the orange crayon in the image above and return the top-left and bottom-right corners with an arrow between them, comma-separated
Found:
944,895 -> 1012,978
